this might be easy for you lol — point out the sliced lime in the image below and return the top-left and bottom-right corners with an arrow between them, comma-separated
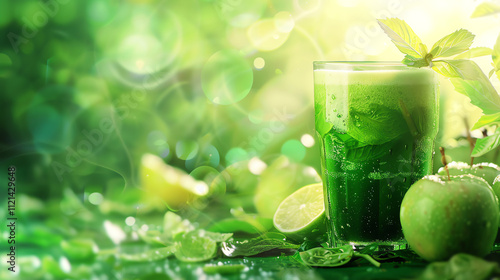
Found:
254,156 -> 321,218
273,183 -> 326,241
140,154 -> 209,210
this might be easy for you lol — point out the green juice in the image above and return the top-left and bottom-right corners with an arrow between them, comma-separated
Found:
314,65 -> 438,247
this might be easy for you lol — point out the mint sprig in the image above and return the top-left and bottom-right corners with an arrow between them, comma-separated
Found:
378,17 -> 500,157
429,29 -> 475,58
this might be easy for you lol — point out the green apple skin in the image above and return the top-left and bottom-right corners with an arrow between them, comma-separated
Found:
437,161 -> 500,186
400,175 -> 499,262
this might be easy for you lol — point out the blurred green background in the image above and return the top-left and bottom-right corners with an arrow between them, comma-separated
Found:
1,0 -> 500,279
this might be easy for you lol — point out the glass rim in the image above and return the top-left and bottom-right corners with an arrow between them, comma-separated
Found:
313,61 -> 429,71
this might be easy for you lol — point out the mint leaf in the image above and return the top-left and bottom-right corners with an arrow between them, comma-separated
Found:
377,18 -> 426,58
472,112 -> 500,130
471,2 -> 500,18
402,55 -> 430,67
431,59 -> 484,80
299,246 -> 380,268
454,47 -> 492,59
299,246 -> 354,267
472,132 -> 500,157
347,103 -> 408,145
451,78 -> 500,114
430,29 -> 474,58
221,233 -> 299,257
492,33 -> 500,81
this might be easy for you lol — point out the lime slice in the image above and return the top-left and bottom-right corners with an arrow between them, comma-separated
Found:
140,154 -> 209,210
254,156 -> 321,218
273,183 -> 326,241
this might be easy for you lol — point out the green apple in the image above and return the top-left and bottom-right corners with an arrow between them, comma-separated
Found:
437,161 -> 500,186
400,174 -> 499,262
494,175 -> 500,201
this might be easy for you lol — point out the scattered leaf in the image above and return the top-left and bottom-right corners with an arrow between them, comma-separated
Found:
221,232 -> 299,257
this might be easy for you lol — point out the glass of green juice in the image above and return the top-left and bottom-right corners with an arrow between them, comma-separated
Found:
313,61 -> 439,249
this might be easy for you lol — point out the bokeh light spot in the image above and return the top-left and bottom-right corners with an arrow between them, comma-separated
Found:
253,57 -> 265,70
185,145 -> 220,171
300,134 -> 315,148
59,257 -> 71,273
175,140 -> 199,160
274,11 -> 295,33
202,50 -> 253,105
88,192 -> 104,205
248,19 -> 290,51
125,216 -> 136,226
225,147 -> 249,165
281,139 -> 306,162
248,157 -> 267,175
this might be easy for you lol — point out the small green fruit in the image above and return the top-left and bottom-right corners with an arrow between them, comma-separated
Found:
400,175 -> 499,262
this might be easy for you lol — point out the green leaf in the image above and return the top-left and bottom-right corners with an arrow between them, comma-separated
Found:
432,59 -> 500,114
431,59 -> 484,80
299,246 -> 354,267
454,47 -> 492,59
451,78 -> 500,114
377,18 -> 425,58
402,55 -> 429,67
471,112 -> 500,130
471,132 -> 500,157
221,232 -> 300,257
118,246 -> 175,262
471,2 -> 500,18
493,33 -> 500,81
347,103 -> 408,145
430,29 -> 474,58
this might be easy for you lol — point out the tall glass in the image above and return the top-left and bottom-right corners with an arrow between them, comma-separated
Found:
313,62 -> 439,249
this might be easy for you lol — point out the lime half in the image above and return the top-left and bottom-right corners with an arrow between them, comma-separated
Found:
273,183 -> 326,241
140,154 -> 209,210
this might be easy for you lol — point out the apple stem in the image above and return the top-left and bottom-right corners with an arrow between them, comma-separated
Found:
440,147 -> 451,181
463,117 -> 475,166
